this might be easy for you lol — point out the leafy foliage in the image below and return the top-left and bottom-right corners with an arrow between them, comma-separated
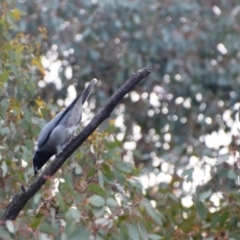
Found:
0,1 -> 44,200
1,0 -> 240,239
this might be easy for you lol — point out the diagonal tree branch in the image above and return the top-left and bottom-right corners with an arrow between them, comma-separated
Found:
1,67 -> 152,222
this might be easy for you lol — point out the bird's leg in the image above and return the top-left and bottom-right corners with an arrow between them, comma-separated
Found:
56,143 -> 68,156
72,133 -> 77,140
56,132 -> 75,156
56,148 -> 63,156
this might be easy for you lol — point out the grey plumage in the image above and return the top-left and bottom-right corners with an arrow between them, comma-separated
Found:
33,79 -> 97,175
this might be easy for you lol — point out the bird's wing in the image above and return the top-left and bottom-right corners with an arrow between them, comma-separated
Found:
37,110 -> 65,148
65,78 -> 98,127
37,79 -> 97,148
39,124 -> 71,153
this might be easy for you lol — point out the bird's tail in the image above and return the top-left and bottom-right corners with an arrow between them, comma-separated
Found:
67,78 -> 97,114
81,78 -> 98,104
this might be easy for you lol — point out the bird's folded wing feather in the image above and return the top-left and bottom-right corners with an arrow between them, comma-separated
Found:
37,110 -> 66,148
37,79 -> 97,148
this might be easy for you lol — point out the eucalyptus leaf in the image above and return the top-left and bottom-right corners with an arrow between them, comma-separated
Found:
89,195 -> 105,207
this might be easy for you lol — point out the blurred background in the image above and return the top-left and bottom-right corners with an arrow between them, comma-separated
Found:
1,0 -> 240,238
17,0 -> 240,191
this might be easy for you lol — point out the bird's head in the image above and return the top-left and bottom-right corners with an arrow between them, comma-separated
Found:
33,150 -> 54,175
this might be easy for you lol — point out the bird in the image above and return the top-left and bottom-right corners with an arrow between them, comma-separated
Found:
33,79 -> 97,175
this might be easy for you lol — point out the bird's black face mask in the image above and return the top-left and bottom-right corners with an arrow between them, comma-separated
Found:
33,151 -> 54,175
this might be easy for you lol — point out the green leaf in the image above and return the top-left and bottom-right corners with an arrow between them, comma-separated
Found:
116,161 -> 133,173
64,220 -> 76,236
93,207 -> 105,217
228,169 -> 237,180
98,171 -> 104,187
89,50 -> 100,61
105,149 -> 121,162
106,124 -> 118,133
30,214 -> 44,230
66,209 -> 81,222
89,195 -> 105,207
0,226 -> 13,240
211,214 -> 219,229
106,197 -> 118,208
199,190 -> 212,201
229,232 -> 240,239
138,220 -> 148,240
0,70 -> 9,83
181,168 -> 193,182
88,183 -> 107,197
219,212 -> 230,228
55,192 -> 66,210
127,223 -> 140,240
33,193 -> 42,205
104,139 -> 119,149
133,149 -> 142,158
129,178 -> 143,190
74,164 -> 82,175
69,226 -> 90,240
102,164 -> 115,182
141,199 -> 163,225
216,153 -> 229,165
95,218 -> 111,227
228,216 -> 238,229
1,161 -> 8,177
59,181 -> 76,196
113,169 -> 125,183
148,234 -> 162,240
218,169 -> 229,178
195,201 -> 206,219
2,44 -> 12,51
64,173 -> 74,186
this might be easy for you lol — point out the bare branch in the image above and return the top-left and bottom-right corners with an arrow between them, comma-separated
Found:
1,67 -> 152,222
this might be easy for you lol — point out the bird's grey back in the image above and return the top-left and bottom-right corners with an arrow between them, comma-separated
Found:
37,79 -> 97,149
37,110 -> 65,148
